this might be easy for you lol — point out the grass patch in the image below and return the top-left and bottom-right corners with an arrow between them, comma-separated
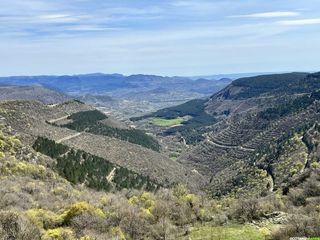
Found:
151,117 -> 185,127
131,99 -> 216,145
189,224 -> 268,240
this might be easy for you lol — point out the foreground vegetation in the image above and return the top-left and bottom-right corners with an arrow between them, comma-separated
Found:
0,126 -> 320,239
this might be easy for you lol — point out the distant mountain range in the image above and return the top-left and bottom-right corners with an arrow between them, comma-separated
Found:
188,72 -> 280,80
0,73 -> 232,96
0,73 -> 233,119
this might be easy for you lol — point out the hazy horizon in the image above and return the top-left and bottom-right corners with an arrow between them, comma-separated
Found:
1,0 -> 320,76
0,71 -> 308,79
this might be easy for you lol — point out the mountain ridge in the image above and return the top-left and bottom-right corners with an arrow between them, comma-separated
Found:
132,71 -> 320,197
0,99 -> 205,191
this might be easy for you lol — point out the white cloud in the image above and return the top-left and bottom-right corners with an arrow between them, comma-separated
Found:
1,0 -> 320,76
0,13 -> 85,24
39,14 -> 71,19
277,18 -> 320,26
38,14 -> 83,23
64,25 -> 123,32
232,11 -> 300,18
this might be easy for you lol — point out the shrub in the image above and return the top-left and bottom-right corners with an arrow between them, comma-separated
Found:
271,215 -> 320,240
303,174 -> 320,197
13,162 -> 49,179
43,228 -> 75,240
288,189 -> 306,206
26,209 -> 62,230
68,212 -> 109,237
60,202 -> 105,225
111,227 -> 126,240
0,211 -> 41,240
231,198 -> 263,223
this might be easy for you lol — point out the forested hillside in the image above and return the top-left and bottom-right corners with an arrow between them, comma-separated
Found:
0,100 -> 204,191
58,110 -> 160,151
131,72 -> 320,198
226,72 -> 308,99
33,137 -> 160,192
180,72 -> 320,197
131,99 -> 215,144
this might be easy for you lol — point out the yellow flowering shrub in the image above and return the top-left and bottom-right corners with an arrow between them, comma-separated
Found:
79,236 -> 92,240
100,196 -> 109,206
12,161 -> 48,178
259,227 -> 271,237
128,196 -> 139,205
42,228 -> 75,240
180,194 -> 199,206
60,201 -> 106,224
111,226 -> 126,240
26,208 -> 63,229
140,192 -> 152,202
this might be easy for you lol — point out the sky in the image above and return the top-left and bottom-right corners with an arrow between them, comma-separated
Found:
0,0 -> 320,76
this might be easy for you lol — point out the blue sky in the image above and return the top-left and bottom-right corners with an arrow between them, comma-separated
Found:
1,0 -> 320,76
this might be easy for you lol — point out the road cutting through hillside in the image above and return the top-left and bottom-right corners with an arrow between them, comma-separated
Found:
56,132 -> 82,143
206,138 -> 255,152
48,115 -> 69,123
106,167 -> 117,182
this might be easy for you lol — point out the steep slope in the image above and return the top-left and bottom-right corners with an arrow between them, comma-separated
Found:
1,102 -> 320,240
0,124 -> 214,240
0,100 -> 205,191
180,72 -> 320,196
133,72 -> 320,196
205,72 -> 309,116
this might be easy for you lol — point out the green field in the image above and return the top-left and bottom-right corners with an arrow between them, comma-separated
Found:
151,117 -> 185,126
189,224 -> 269,240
